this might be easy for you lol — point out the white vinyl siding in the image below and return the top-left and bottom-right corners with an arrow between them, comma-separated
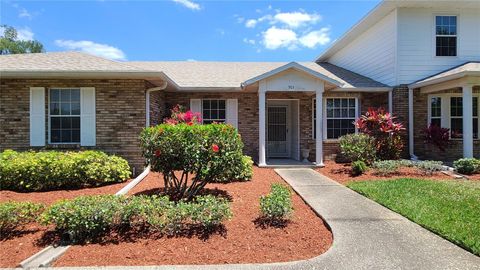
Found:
328,10 -> 396,86
29,87 -> 46,146
397,8 -> 480,84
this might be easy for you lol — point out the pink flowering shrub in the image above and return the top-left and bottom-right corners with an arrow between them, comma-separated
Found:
424,124 -> 450,152
164,105 -> 202,125
140,123 -> 252,200
355,108 -> 405,160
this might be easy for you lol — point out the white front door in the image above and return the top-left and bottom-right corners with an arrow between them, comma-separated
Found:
267,105 -> 291,158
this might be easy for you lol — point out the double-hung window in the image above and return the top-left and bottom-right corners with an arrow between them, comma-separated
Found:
430,97 -> 442,127
435,15 -> 457,56
428,95 -> 478,139
49,88 -> 81,143
313,98 -> 357,139
202,99 -> 226,124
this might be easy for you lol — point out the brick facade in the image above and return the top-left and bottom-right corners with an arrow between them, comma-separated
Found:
412,87 -> 480,161
164,90 -> 387,162
0,79 -> 150,173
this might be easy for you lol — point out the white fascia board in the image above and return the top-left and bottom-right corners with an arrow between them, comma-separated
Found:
409,71 -> 480,89
329,87 -> 392,92
242,62 -> 343,88
0,70 -> 169,80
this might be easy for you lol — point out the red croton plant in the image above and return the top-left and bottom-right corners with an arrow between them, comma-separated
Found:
164,104 -> 202,125
424,124 -> 450,152
355,107 -> 405,160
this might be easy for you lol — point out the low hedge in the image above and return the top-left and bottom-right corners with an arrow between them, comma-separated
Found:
453,158 -> 480,175
0,201 -> 45,233
0,150 -> 131,191
41,194 -> 232,242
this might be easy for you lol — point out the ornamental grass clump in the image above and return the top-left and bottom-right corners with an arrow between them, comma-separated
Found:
0,201 -> 44,234
259,184 -> 293,223
141,105 -> 252,200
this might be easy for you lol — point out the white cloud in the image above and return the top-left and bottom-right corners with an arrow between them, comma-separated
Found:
243,38 -> 256,45
18,8 -> 33,19
17,27 -> 34,41
55,40 -> 127,61
262,26 -> 297,50
172,0 -> 201,11
299,27 -> 331,48
274,12 -> 320,28
245,19 -> 257,28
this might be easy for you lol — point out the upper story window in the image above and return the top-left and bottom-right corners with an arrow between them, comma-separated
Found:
202,99 -> 226,124
435,15 -> 457,56
49,88 -> 81,143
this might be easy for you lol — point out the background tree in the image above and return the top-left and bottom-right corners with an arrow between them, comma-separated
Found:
0,25 -> 44,55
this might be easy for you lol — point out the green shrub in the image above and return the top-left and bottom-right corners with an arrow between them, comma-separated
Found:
0,201 -> 44,233
453,158 -> 480,175
0,150 -> 131,191
216,155 -> 254,182
260,184 -> 293,221
414,160 -> 444,175
372,160 -> 401,176
41,194 -> 232,241
339,133 -> 376,164
40,195 -> 127,242
351,160 -> 368,176
190,195 -> 233,228
141,123 -> 252,200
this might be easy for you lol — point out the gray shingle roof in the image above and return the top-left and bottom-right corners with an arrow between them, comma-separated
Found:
129,61 -> 388,89
0,51 -> 388,89
0,51 -> 145,72
413,61 -> 480,86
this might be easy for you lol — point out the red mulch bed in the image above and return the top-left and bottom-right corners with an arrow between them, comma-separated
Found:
317,160 -> 458,185
54,167 -> 332,266
0,180 -> 132,268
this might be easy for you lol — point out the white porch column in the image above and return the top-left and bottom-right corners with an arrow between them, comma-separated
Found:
258,90 -> 267,166
388,89 -> 393,114
315,85 -> 324,166
463,84 -> 474,158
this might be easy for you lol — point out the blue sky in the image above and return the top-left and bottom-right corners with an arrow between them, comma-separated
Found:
1,0 -> 381,62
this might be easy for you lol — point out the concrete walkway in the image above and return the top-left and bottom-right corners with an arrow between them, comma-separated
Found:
20,169 -> 480,270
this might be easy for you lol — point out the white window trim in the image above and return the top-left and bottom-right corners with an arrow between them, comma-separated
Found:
433,14 -> 459,58
200,99 -> 227,124
48,88 -> 81,145
312,97 -> 359,141
427,93 -> 479,140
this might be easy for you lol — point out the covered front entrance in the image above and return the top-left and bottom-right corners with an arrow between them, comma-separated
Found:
267,100 -> 299,160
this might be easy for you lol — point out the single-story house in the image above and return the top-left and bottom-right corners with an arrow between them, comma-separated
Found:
1,0 -> 479,172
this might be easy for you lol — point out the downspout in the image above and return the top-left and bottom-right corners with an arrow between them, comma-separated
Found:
146,82 -> 167,127
408,87 -> 418,160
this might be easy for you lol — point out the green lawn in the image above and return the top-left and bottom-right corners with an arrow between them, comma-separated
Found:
347,178 -> 480,256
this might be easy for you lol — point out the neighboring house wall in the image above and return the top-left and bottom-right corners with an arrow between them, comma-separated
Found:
397,7 -> 480,85
413,87 -> 480,161
328,10 -> 397,86
0,79 -> 149,172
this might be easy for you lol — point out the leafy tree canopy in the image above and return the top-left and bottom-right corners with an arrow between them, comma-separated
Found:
0,25 -> 45,55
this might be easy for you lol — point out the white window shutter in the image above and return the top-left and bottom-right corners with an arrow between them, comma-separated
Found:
226,99 -> 238,128
190,99 -> 202,114
29,87 -> 45,146
80,87 -> 96,146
